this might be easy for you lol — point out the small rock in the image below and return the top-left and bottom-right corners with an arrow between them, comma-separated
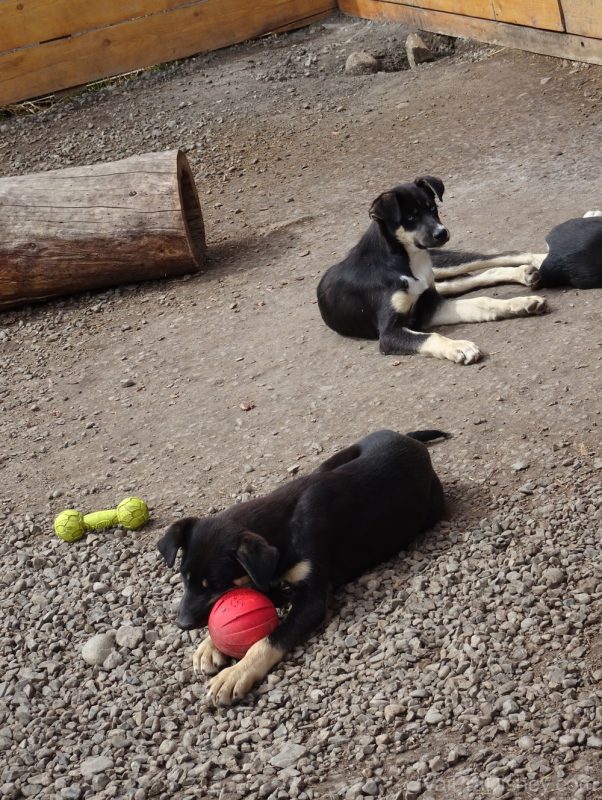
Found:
484,777 -> 505,798
362,779 -> 379,796
405,33 -> 434,69
518,735 -> 535,750
512,460 -> 529,471
424,707 -> 444,724
80,755 -> 113,778
120,378 -> 135,388
115,625 -> 144,649
159,739 -> 177,755
81,632 -> 116,666
447,744 -> 468,763
405,780 -> 423,800
345,51 -> 380,75
543,567 -> 565,587
61,789 -> 82,800
269,743 -> 307,769
384,704 -> 405,722
586,735 -> 602,749
102,650 -> 123,671
429,756 -> 444,772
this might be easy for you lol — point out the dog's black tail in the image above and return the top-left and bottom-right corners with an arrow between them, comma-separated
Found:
406,429 -> 451,442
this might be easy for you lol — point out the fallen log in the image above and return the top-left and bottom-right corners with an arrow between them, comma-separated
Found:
0,149 -> 206,310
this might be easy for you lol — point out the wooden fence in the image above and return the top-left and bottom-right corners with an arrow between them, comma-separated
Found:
0,1 -> 600,105
0,0 -> 337,106
340,1 -> 602,65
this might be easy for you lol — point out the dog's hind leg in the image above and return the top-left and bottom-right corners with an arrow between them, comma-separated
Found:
436,263 -> 541,296
433,253 -> 546,280
429,294 -> 546,326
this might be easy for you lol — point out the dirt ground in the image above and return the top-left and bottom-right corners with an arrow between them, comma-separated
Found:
0,11 -> 601,794
1,13 -> 601,520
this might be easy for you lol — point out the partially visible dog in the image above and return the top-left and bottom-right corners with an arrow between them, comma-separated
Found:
317,176 -> 548,365
157,429 -> 447,705
431,210 -> 602,292
530,211 -> 601,289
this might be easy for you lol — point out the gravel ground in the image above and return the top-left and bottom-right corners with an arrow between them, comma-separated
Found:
0,11 -> 601,800
1,456 -> 600,799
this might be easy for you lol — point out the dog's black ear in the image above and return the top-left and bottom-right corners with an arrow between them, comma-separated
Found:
369,191 -> 401,225
157,518 -> 195,568
414,176 -> 445,202
233,532 -> 279,592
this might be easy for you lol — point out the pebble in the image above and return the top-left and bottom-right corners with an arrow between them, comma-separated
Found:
587,736 -> 602,749
543,567 -> 566,587
405,33 -> 434,69
518,735 -> 535,750
345,51 -> 380,75
405,780 -> 423,799
424,707 -> 444,724
115,625 -> 144,649
80,756 -> 113,777
81,632 -> 116,666
269,743 -> 307,769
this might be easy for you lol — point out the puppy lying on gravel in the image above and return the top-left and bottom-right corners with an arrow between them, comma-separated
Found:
158,428 -> 447,704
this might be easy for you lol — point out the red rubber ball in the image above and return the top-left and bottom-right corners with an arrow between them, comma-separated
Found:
208,588 -> 279,659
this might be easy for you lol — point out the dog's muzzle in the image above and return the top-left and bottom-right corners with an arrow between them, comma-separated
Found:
433,225 -> 449,244
176,594 -> 211,630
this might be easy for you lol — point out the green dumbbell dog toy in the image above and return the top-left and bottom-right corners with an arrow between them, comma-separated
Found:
54,496 -> 149,542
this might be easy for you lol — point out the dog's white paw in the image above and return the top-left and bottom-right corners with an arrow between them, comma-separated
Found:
208,662 -> 256,705
584,209 -> 602,218
192,635 -> 229,676
421,334 -> 482,364
510,295 -> 547,316
518,264 -> 541,288
206,638 -> 282,705
449,340 -> 482,365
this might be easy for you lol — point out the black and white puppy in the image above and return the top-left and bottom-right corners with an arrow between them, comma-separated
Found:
317,176 -> 546,365
157,429 -> 446,705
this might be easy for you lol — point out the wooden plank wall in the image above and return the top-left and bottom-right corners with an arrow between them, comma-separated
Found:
339,0 -> 602,65
0,0 -> 337,105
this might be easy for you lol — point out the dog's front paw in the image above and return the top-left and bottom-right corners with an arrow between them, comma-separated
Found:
449,339 -> 482,365
208,662 -> 256,705
513,295 -> 547,316
207,638 -> 283,705
193,635 -> 230,676
518,264 -> 541,288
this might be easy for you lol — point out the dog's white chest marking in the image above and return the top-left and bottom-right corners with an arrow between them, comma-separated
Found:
406,249 -> 435,294
391,248 -> 434,315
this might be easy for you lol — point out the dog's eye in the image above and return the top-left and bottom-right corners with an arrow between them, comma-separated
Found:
202,579 -> 209,589
407,214 -> 415,222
